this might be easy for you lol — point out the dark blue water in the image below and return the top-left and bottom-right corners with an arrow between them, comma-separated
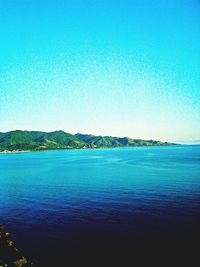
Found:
0,146 -> 200,265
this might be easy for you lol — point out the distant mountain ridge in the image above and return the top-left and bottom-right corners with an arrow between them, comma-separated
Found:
0,130 -> 176,152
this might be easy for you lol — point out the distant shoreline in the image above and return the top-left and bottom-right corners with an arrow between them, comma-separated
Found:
0,130 -> 177,153
0,145 -> 181,154
0,150 -> 31,154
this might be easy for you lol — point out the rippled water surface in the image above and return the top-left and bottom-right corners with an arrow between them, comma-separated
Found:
0,146 -> 200,265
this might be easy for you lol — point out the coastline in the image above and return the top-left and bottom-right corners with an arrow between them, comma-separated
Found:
0,144 -> 179,154
0,224 -> 33,266
0,130 -> 177,154
0,150 -> 31,154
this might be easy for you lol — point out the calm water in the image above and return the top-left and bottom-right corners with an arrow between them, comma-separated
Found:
0,146 -> 200,265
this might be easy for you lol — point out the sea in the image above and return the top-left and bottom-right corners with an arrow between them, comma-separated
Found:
0,145 -> 200,265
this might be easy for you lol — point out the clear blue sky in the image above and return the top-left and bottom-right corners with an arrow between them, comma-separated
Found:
0,0 -> 200,143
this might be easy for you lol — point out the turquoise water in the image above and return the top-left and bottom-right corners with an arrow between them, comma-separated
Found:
0,146 -> 200,265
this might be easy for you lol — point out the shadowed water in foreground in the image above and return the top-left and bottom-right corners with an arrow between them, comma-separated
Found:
0,146 -> 200,265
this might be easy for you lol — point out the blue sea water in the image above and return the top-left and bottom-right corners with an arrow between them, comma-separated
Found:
0,146 -> 200,265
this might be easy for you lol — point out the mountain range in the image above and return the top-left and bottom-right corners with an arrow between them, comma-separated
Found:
0,130 -> 175,152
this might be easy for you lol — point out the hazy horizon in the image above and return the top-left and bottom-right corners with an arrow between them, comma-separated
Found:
1,0 -> 200,143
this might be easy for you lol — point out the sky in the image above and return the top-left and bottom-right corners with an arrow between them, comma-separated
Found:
0,0 -> 200,143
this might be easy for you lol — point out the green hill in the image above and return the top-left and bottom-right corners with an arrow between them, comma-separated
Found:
0,130 -> 175,152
